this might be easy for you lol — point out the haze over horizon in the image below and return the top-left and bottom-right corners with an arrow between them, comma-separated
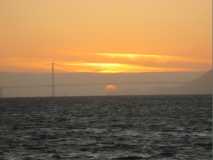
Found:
0,71 -> 212,97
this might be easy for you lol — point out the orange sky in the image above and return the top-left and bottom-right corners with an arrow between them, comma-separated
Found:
0,0 -> 212,73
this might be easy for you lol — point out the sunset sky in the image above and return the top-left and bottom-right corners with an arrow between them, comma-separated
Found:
0,0 -> 212,73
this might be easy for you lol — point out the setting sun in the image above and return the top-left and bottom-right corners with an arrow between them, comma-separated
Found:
105,84 -> 118,93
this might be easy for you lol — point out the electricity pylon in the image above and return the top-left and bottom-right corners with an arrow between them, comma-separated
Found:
0,87 -> 3,98
51,62 -> 55,97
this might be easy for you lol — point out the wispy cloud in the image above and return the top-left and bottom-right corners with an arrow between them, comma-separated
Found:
62,61 -> 195,73
0,52 -> 210,73
97,52 -> 207,63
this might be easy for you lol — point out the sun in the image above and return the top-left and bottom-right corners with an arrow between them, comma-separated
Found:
105,84 -> 118,93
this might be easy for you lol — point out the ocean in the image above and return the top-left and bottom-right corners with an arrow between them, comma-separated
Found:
0,95 -> 212,160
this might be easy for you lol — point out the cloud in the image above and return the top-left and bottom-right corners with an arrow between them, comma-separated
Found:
95,52 -> 209,71
0,52 -> 210,73
61,61 -> 196,73
97,52 -> 207,63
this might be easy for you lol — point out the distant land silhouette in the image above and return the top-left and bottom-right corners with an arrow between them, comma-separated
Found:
181,70 -> 212,94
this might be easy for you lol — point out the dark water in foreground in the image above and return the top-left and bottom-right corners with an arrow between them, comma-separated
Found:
0,95 -> 212,160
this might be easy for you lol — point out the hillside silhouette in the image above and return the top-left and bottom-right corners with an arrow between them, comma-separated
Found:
182,70 -> 212,94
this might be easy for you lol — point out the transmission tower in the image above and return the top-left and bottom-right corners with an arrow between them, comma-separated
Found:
51,62 -> 55,97
0,87 -> 3,98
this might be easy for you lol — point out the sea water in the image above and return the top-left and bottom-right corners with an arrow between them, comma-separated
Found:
0,95 -> 211,160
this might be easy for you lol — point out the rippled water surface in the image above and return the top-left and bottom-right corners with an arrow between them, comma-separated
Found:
0,95 -> 212,160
